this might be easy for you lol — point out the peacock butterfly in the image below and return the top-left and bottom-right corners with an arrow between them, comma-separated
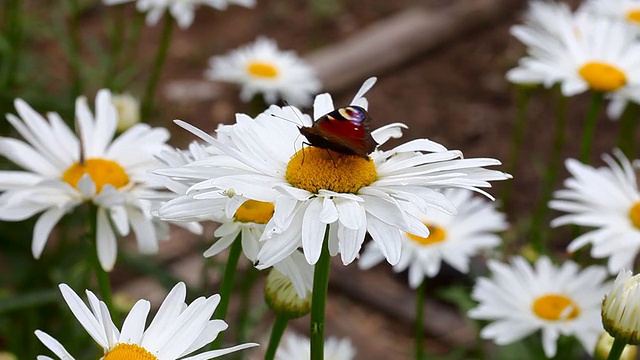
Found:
299,106 -> 377,159
297,77 -> 379,159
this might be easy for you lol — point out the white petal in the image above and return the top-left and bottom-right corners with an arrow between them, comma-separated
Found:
96,207 -> 118,271
301,199 -> 327,264
143,283 -> 187,347
34,330 -> 76,360
118,300 -> 150,344
58,284 -> 108,347
366,214 -> 402,265
32,208 -> 65,258
313,93 -> 335,120
180,343 -> 260,360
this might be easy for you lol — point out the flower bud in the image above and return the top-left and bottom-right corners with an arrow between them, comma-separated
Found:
602,270 -> 640,345
264,268 -> 311,319
112,93 -> 140,132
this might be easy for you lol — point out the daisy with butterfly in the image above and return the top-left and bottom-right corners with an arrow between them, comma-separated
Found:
156,76 -> 510,359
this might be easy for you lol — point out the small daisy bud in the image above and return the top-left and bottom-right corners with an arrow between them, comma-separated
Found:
112,291 -> 137,314
602,270 -> 640,345
264,268 -> 311,319
519,243 -> 540,263
112,93 -> 140,132
595,332 -> 637,360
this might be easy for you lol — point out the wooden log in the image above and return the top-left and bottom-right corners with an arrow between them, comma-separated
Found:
164,0 -> 522,102
307,0 -> 521,92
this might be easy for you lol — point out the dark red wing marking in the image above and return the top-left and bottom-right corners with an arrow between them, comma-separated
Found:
299,106 -> 377,159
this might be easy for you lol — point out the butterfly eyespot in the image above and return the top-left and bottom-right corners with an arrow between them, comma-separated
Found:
338,107 -> 366,122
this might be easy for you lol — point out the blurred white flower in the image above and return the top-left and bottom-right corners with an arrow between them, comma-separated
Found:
359,188 -> 507,288
103,0 -> 256,28
550,149 -> 640,273
584,0 -> 640,27
508,1 -> 640,119
0,90 -> 172,271
275,332 -> 356,360
206,36 -> 321,106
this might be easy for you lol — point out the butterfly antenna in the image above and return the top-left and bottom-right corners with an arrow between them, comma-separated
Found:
74,116 -> 85,165
269,112 -> 301,126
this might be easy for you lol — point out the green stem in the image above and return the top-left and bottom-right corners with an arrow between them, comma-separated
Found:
580,92 -> 604,164
103,5 -> 125,90
500,86 -> 530,212
310,225 -> 331,360
0,0 -> 22,89
607,337 -> 627,360
141,13 -> 174,120
248,93 -> 268,117
66,0 -> 83,100
236,266 -> 259,343
121,11 -> 145,73
210,233 -> 243,349
617,103 -> 638,158
529,91 -> 567,255
265,315 -> 289,360
415,279 -> 426,360
88,204 -> 112,309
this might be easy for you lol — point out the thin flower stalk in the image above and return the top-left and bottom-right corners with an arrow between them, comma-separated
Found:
141,12 -> 174,119
581,92 -> 604,163
265,315 -> 289,360
310,225 -> 331,360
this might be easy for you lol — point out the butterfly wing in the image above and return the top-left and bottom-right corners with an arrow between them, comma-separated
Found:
300,106 -> 377,158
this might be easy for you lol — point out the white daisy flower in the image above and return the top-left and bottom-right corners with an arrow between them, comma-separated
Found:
358,188 -> 507,288
275,332 -> 356,360
0,90 -> 172,271
202,202 -> 314,298
584,0 -> 640,27
205,36 -> 321,106
468,256 -> 610,358
102,0 -> 256,28
35,282 -> 258,359
549,149 -> 640,273
164,77 -> 510,268
154,143 -> 313,297
508,1 -> 640,119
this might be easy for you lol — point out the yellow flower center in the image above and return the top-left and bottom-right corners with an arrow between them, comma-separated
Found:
286,147 -> 377,194
103,343 -> 157,360
407,223 -> 447,246
629,202 -> 640,229
62,158 -> 129,193
626,9 -> 640,24
532,294 -> 580,321
234,200 -> 275,224
247,61 -> 279,78
578,62 -> 627,92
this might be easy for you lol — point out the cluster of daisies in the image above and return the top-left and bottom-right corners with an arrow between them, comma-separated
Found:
465,0 -> 640,358
7,0 -> 640,358
0,73 -> 512,357
507,0 -> 640,119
